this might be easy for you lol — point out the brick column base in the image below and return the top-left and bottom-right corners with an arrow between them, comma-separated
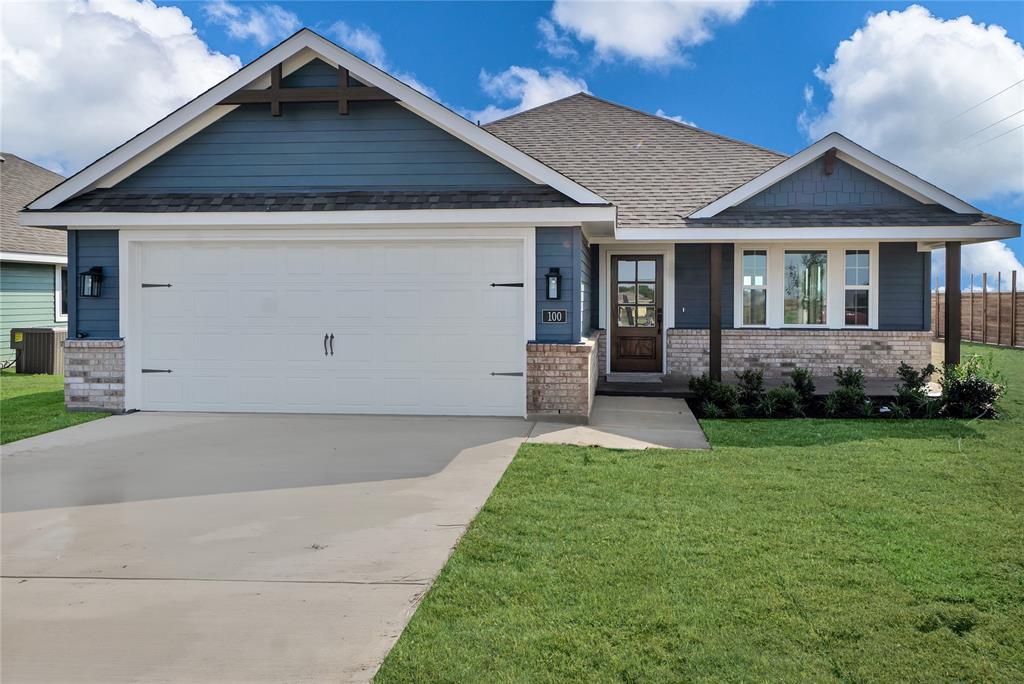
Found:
65,339 -> 126,413
526,338 -> 598,422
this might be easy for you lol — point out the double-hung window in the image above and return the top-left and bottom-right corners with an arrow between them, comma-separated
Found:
844,250 -> 870,326
741,250 -> 768,325
783,250 -> 827,325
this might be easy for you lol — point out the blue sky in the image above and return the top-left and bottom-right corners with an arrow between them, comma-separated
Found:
4,1 -> 1023,287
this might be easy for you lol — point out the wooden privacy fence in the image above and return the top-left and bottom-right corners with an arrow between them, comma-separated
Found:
932,271 -> 1023,348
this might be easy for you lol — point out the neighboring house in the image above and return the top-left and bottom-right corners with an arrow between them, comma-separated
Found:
20,29 -> 1020,418
1,153 -> 67,364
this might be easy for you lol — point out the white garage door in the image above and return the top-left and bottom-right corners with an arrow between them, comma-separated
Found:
136,239 -> 525,415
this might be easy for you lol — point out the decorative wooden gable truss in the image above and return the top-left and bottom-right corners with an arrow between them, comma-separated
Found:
219,64 -> 397,116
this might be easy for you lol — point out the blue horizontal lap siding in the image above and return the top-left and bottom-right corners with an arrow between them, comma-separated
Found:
535,227 -> 583,343
675,244 -> 734,329
0,261 -> 64,361
114,61 -> 534,192
879,242 -> 931,331
579,233 -> 592,337
69,231 -> 119,340
740,158 -> 922,209
589,243 -> 600,332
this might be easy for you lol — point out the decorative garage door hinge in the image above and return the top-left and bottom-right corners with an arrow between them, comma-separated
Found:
490,282 -> 523,287
490,372 -> 524,377
141,368 -> 173,373
141,283 -> 173,288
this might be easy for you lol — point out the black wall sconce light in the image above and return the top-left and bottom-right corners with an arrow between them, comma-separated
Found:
545,267 -> 562,300
79,266 -> 103,298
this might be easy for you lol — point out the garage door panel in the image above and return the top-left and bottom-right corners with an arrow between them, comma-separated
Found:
138,239 -> 524,415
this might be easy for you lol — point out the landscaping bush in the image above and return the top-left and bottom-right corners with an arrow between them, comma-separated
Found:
940,355 -> 1005,419
892,362 -> 938,418
757,386 -> 804,418
689,373 -> 743,418
788,367 -> 816,406
824,367 -> 871,418
734,369 -> 766,407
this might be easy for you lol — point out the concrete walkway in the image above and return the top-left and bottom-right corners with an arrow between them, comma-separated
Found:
529,396 -> 709,450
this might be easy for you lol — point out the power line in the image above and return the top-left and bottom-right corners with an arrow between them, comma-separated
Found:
970,122 -> 1024,149
958,108 -> 1024,142
944,77 -> 1024,124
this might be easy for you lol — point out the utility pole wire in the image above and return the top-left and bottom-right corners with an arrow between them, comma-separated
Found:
944,77 -> 1024,124
958,108 -> 1024,142
970,122 -> 1024,149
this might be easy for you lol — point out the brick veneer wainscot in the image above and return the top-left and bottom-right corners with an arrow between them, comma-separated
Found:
65,339 -> 125,412
667,329 -> 932,377
527,338 -> 598,421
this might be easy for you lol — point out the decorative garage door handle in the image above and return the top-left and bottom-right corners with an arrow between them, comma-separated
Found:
329,334 -> 334,356
490,372 -> 524,377
323,334 -> 329,357
490,282 -> 523,287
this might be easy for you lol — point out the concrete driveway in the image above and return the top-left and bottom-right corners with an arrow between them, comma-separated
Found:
1,412 -> 533,683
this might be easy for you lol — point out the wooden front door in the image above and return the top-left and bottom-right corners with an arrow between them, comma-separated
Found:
610,255 -> 663,372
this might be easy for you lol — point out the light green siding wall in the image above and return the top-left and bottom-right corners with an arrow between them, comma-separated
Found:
1,262 -> 65,362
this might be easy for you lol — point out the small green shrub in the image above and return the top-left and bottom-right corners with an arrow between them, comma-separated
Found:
760,386 -> 804,418
834,366 -> 865,392
689,373 -> 743,418
788,367 -> 816,405
940,355 -> 1005,419
824,385 -> 868,418
735,369 -> 765,407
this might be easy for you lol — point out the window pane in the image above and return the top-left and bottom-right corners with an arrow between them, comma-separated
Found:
784,251 -> 828,324
617,306 -> 636,327
742,250 -> 767,287
637,282 -> 656,304
617,284 -> 636,304
845,250 -> 870,286
60,268 -> 68,316
845,290 -> 869,326
636,260 -> 656,280
743,288 -> 767,325
617,260 -> 635,282
636,306 -> 656,327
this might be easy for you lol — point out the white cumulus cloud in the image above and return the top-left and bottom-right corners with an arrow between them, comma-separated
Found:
1,0 -> 241,175
469,66 -> 588,124
655,108 -> 697,127
933,243 -> 1024,290
203,0 -> 299,48
801,4 -> 1024,203
326,20 -> 437,98
543,0 -> 753,65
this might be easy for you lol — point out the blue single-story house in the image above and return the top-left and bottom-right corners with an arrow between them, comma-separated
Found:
20,29 -> 1020,419
2,153 -> 67,364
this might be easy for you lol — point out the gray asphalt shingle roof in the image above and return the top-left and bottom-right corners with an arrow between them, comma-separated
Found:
484,93 -> 788,229
50,187 -> 581,212
1,153 -> 65,256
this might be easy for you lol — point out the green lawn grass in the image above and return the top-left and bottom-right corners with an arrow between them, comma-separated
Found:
377,343 -> 1024,683
0,368 -> 108,444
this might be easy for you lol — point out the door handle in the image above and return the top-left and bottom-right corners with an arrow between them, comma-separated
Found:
657,308 -> 663,335
324,333 -> 329,357
329,333 -> 334,356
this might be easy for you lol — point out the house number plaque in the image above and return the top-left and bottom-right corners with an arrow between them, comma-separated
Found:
542,309 -> 567,324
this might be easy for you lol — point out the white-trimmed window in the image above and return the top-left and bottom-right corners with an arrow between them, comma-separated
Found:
844,250 -> 870,326
783,250 -> 827,326
741,250 -> 768,325
54,265 -> 68,322
734,243 -> 877,330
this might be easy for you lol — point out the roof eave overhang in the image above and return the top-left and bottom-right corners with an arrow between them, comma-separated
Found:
20,205 -> 617,229
612,224 -> 1020,243
689,132 -> 980,219
28,30 -> 610,211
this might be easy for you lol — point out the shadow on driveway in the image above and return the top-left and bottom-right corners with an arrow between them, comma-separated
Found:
1,412 -> 534,512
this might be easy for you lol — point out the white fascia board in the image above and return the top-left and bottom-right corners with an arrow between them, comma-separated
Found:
21,205 -> 617,229
614,224 -> 1020,242
29,30 -> 609,211
0,251 -> 67,264
689,132 -> 980,218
